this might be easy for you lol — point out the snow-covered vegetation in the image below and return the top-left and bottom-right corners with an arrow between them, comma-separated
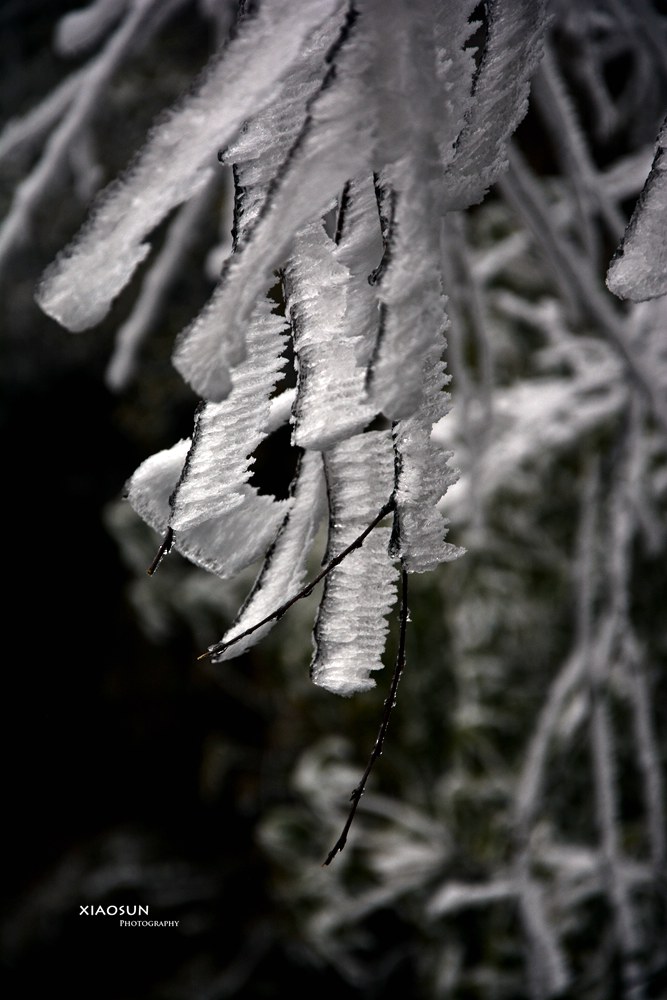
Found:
3,1 -> 667,996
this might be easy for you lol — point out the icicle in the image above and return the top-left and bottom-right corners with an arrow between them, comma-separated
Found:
213,450 -> 327,660
311,430 -> 398,696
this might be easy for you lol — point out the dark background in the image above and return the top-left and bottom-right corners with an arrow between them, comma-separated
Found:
0,3 -> 341,996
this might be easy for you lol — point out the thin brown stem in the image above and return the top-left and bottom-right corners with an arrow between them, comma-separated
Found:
200,497 -> 396,662
322,566 -> 409,866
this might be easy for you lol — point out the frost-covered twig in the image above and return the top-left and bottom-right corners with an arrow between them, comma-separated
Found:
0,69 -> 85,164
577,460 -> 645,1000
202,497 -> 396,662
532,45 -> 626,260
323,566 -> 409,866
106,174 -> 220,390
499,145 -> 667,439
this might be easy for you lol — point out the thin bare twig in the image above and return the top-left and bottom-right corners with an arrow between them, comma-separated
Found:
322,565 -> 409,866
147,527 -> 173,576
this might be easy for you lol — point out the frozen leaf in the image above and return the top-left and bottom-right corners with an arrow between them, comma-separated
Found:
126,438 -> 289,579
173,1 -> 372,399
444,0 -> 549,209
126,291 -> 292,578
169,297 -> 289,533
285,219 -> 375,450
171,6 -> 343,399
607,118 -> 667,301
393,347 -> 463,573
311,430 -> 398,696
368,157 -> 448,419
213,450 -> 327,660
36,0 -> 344,332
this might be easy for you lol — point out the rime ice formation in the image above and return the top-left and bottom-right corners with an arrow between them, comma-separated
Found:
36,0 -> 344,333
213,451 -> 327,660
607,119 -> 667,302
36,0 -> 554,693
285,220 -> 375,450
311,431 -> 398,696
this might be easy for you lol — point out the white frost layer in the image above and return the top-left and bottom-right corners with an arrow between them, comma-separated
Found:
172,2 -> 372,399
171,7 -> 340,399
37,0 -> 343,333
393,348 -> 462,573
443,0 -> 549,210
221,12 -> 340,247
126,439 -> 290,580
369,157 -> 449,420
311,430 -> 398,697
106,174 -> 218,391
432,0 -> 480,171
170,297 -> 289,533
359,0 -> 452,418
606,119 -> 667,301
126,291 -> 292,578
333,174 -> 384,370
285,219 -> 374,450
214,450 -> 327,660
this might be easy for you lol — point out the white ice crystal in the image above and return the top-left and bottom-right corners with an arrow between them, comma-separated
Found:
311,430 -> 398,696
607,119 -> 667,302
